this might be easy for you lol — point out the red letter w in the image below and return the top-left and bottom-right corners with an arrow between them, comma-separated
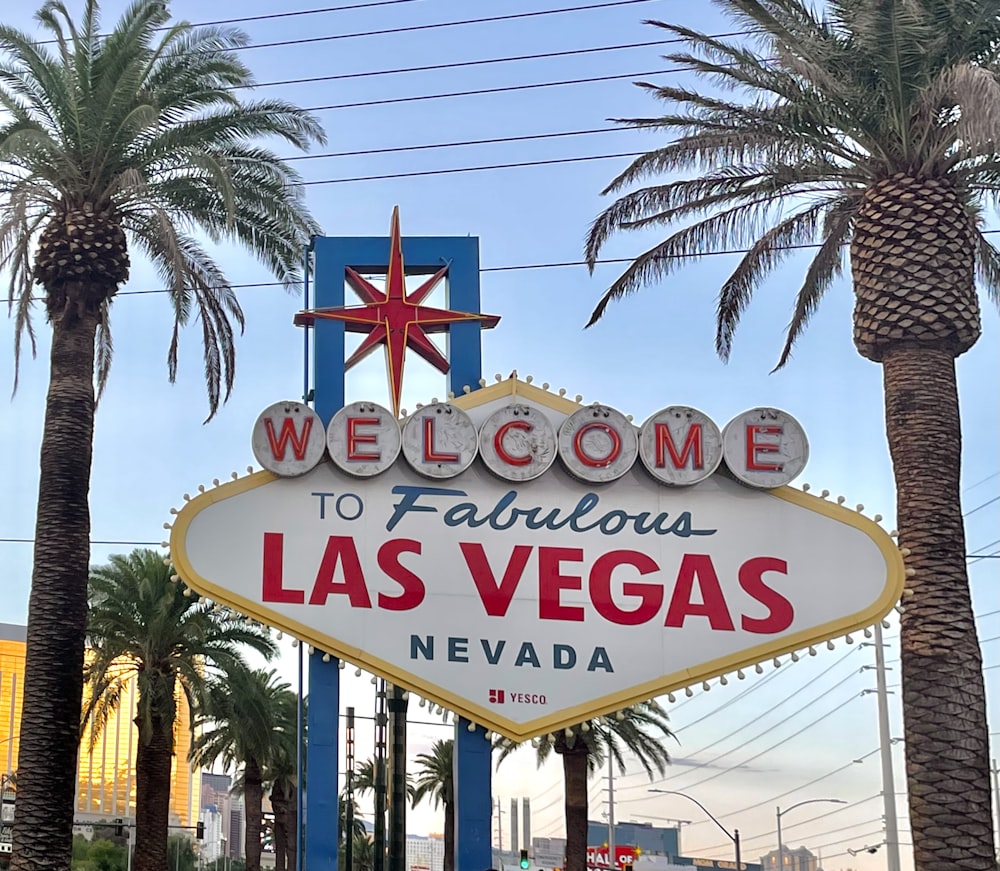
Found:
264,416 -> 314,461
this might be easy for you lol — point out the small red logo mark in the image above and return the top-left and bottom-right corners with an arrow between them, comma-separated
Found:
488,689 -> 505,704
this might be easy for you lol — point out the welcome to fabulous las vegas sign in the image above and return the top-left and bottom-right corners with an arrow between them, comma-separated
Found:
169,377 -> 903,742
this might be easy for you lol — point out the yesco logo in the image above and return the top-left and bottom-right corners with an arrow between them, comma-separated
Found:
489,689 -> 548,705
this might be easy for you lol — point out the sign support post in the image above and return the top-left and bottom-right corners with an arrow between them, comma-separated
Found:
305,228 -> 493,871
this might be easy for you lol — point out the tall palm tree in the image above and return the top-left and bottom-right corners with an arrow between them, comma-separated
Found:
83,549 -> 275,871
192,667 -> 293,871
410,740 -> 455,871
0,2 -> 322,866
265,689 -> 301,871
583,3 -> 996,866
497,704 -> 673,871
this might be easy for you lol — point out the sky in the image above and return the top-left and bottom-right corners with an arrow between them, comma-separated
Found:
1,1 -> 998,869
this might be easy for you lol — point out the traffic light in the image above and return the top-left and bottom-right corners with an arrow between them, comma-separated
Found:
519,849 -> 530,869
623,864 -> 634,871
113,819 -> 123,838
196,821 -> 205,840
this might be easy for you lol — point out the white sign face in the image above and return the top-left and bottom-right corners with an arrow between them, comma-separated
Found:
173,380 -> 903,741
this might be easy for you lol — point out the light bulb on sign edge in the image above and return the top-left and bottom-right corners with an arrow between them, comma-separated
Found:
684,687 -> 693,698
755,664 -> 763,674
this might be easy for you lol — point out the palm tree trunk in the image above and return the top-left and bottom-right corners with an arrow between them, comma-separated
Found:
285,783 -> 297,871
271,782 -> 287,871
133,710 -> 174,871
442,801 -> 454,871
883,345 -> 994,870
10,307 -> 98,871
561,748 -> 589,871
245,758 -> 264,871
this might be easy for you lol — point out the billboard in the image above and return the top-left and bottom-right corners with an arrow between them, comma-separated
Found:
170,378 -> 903,741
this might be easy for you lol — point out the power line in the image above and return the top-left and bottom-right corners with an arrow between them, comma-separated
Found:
284,126 -> 627,161
693,793 -> 881,853
299,149 -> 645,185
299,69 -> 671,113
219,0 -> 667,54
618,647 -> 862,794
240,40 -> 681,93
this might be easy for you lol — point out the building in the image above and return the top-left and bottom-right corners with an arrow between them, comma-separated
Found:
405,832 -> 444,871
0,623 -> 200,827
202,772 -> 244,859
587,821 -> 681,857
760,846 -> 820,871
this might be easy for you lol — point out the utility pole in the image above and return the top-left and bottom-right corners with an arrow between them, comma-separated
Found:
495,797 -> 505,853
607,755 -> 616,870
345,707 -> 356,871
874,622 -> 902,871
388,686 -> 408,871
374,680 -> 388,871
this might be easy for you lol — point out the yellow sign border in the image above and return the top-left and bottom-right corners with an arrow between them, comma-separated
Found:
170,380 -> 905,741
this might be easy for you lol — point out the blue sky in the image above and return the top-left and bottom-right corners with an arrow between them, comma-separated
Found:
1,1 -> 997,868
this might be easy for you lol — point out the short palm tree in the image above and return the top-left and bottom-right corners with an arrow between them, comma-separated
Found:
497,704 -> 672,871
0,2 -> 322,866
192,667 -> 293,871
83,549 -> 275,871
411,740 -> 455,871
583,3 -> 996,866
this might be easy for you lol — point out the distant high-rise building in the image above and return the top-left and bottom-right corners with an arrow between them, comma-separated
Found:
761,845 -> 820,871
0,623 -> 200,827
202,772 -> 242,859
404,833 -> 443,871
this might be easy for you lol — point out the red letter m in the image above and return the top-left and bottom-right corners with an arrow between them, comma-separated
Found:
264,416 -> 314,461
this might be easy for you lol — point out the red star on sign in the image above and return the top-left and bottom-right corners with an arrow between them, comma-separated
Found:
294,207 -> 500,416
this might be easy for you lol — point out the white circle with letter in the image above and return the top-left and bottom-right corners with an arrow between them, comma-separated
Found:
638,405 -> 723,486
251,401 -> 326,477
401,403 -> 479,478
479,404 -> 557,482
558,405 -> 637,483
327,401 -> 401,477
722,407 -> 809,488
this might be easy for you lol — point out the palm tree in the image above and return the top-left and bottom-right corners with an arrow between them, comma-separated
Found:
410,740 -> 455,871
583,3 -> 996,866
265,689 -> 301,871
83,549 -> 275,871
0,2 -> 322,865
497,704 -> 673,871
192,667 -> 293,871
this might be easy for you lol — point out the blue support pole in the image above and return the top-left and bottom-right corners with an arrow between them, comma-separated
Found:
305,230 -> 492,871
455,719 -> 494,871
305,236 -> 347,871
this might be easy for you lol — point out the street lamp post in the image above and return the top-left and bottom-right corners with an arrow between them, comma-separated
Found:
649,789 -> 741,869
775,799 -> 845,870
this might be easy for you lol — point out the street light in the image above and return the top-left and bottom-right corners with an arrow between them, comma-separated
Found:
775,799 -> 845,870
649,789 -> 741,869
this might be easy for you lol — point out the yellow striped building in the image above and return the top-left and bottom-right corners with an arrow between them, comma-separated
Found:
0,623 -> 200,826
